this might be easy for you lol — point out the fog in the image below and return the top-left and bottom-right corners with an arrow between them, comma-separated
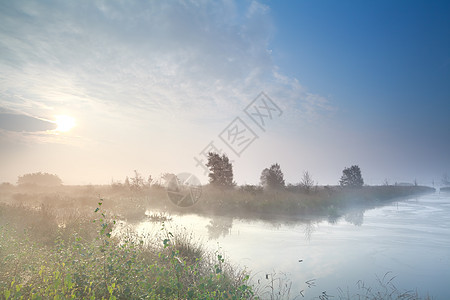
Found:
1,1 -> 450,299
1,176 -> 449,298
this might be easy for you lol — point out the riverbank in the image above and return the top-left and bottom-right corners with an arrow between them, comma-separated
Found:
184,185 -> 436,220
0,201 -> 254,299
0,184 -> 435,223
0,185 -> 437,299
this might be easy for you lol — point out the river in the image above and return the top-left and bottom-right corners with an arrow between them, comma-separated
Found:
131,191 -> 450,299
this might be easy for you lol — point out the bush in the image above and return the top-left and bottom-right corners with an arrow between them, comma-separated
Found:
17,172 -> 62,186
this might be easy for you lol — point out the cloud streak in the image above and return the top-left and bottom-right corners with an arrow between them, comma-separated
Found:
0,0 -> 332,129
0,113 -> 55,132
0,0 -> 337,185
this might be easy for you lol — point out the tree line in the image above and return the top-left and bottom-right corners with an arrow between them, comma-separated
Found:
13,154 -> 365,190
205,152 -> 364,190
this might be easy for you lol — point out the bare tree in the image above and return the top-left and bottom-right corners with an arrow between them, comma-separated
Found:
300,171 -> 315,193
147,175 -> 153,188
442,173 -> 450,186
130,170 -> 145,190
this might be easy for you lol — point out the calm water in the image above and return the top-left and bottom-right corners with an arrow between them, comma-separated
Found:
133,192 -> 450,299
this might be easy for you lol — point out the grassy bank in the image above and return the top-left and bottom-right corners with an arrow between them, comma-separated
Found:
188,185 -> 436,219
0,185 -> 436,299
0,184 -> 435,223
0,201 -> 254,299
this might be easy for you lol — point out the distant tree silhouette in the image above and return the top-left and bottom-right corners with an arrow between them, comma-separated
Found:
166,174 -> 181,192
159,173 -> 176,187
17,172 -> 62,186
260,163 -> 285,189
339,165 -> 364,187
147,175 -> 153,187
130,170 -> 145,190
299,170 -> 315,193
206,152 -> 235,187
442,173 -> 450,186
124,176 -> 130,188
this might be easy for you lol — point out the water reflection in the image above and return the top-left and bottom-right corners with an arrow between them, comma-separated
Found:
344,209 -> 364,226
206,216 -> 233,240
303,221 -> 316,241
205,216 -> 326,241
203,209 -> 368,241
133,193 -> 450,298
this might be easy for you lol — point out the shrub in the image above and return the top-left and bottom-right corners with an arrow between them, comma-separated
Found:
17,172 -> 62,186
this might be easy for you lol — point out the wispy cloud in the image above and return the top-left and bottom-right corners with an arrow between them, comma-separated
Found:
0,113 -> 55,132
0,0 -> 332,131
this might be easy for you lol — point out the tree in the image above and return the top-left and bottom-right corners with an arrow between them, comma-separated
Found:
161,173 -> 176,186
124,176 -> 130,188
17,172 -> 62,186
442,173 -> 450,186
339,165 -> 364,188
299,170 -> 315,193
260,163 -> 285,189
130,170 -> 145,190
206,152 -> 235,187
147,175 -> 153,187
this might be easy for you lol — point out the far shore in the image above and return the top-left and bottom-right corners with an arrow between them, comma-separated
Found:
0,183 -> 436,224
440,186 -> 450,192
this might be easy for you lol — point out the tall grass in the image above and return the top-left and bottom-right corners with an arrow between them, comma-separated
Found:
0,185 -> 436,299
338,272 -> 432,300
0,200 -> 255,299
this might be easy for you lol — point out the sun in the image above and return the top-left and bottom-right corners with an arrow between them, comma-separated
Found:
54,115 -> 76,132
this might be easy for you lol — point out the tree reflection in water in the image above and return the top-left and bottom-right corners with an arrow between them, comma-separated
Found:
303,221 -> 315,241
344,209 -> 364,226
206,216 -> 233,240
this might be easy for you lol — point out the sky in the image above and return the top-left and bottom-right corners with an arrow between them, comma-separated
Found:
0,0 -> 449,186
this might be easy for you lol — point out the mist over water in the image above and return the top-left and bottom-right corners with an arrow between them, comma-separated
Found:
1,1 -> 450,298
134,191 -> 450,299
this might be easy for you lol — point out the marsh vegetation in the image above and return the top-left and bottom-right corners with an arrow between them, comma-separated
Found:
0,199 -> 254,299
0,177 -> 440,299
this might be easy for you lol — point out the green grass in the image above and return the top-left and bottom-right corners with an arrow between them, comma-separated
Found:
0,201 -> 255,299
0,185 -> 436,299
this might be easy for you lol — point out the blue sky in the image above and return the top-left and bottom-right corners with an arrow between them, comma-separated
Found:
0,0 -> 449,186
271,1 -> 450,129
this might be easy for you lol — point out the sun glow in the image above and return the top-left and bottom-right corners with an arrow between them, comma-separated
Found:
54,115 -> 76,132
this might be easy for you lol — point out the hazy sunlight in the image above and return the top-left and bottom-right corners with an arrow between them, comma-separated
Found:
54,115 -> 76,132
